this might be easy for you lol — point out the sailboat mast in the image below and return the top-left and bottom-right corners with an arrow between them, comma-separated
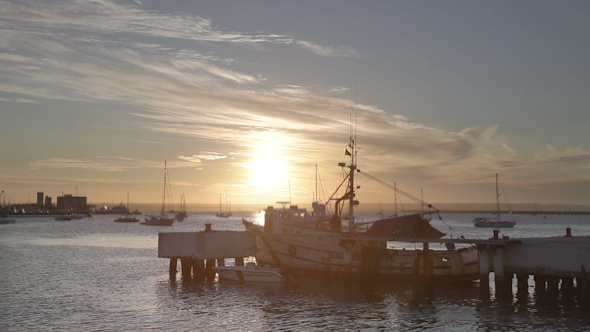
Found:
162,161 -> 167,215
496,173 -> 501,221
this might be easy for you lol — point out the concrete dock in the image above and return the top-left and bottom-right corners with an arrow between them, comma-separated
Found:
158,226 -> 590,302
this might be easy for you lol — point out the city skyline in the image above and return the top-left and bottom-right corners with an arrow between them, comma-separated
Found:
2,1 -> 590,207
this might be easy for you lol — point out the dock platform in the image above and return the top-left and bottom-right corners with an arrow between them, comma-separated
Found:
158,226 -> 590,301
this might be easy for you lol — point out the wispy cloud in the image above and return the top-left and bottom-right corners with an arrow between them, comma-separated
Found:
178,152 -> 228,163
28,157 -> 195,171
0,96 -> 37,103
29,158 -> 139,171
296,41 -> 360,58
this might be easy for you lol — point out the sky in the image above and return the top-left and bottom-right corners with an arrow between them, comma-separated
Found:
1,0 -> 590,210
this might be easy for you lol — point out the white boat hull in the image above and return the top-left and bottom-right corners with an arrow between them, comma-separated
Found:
474,218 -> 516,227
214,265 -> 287,282
255,233 -> 479,281
141,215 -> 174,226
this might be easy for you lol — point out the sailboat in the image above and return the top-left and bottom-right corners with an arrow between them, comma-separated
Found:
242,120 -> 479,281
216,192 -> 231,218
0,190 -> 15,224
474,174 -> 517,227
175,193 -> 187,221
115,192 -> 139,222
141,161 -> 174,226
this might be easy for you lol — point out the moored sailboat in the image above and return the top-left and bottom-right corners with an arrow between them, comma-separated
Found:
216,192 -> 232,218
141,161 -> 174,226
474,174 -> 517,228
115,192 -> 139,222
175,193 -> 187,221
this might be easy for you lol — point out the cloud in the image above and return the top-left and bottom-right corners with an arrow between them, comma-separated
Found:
29,158 -> 139,171
296,40 -> 360,58
28,157 -> 196,171
0,96 -> 37,103
0,1 -> 355,55
178,152 -> 228,163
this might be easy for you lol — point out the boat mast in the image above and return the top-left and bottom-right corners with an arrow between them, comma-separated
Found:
162,161 -> 167,215
496,173 -> 501,221
348,124 -> 357,228
315,164 -> 318,202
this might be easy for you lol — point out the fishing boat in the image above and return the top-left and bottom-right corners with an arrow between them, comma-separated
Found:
474,174 -> 517,228
243,129 -> 479,282
214,261 -> 287,282
216,192 -> 232,218
115,192 -> 139,222
141,161 -> 175,226
175,193 -> 187,221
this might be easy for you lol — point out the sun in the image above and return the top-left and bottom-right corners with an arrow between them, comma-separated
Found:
250,154 -> 288,190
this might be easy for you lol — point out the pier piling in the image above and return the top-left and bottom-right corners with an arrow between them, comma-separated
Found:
516,274 -> 529,299
478,247 -> 490,298
169,257 -> 178,275
181,258 -> 192,279
534,275 -> 547,295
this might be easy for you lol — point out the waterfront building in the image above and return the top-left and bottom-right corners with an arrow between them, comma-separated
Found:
56,195 -> 87,211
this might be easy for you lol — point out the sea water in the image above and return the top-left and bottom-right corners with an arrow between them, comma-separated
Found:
1,212 -> 590,331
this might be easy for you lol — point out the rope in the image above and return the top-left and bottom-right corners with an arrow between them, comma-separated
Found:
359,170 -> 461,237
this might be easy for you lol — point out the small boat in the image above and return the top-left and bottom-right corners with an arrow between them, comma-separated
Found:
214,262 -> 287,282
115,192 -> 139,222
0,191 -> 16,224
0,216 -> 16,224
474,174 -> 516,228
54,215 -> 72,221
115,216 -> 139,222
474,217 -> 516,228
175,193 -> 187,221
141,161 -> 175,226
142,214 -> 174,226
216,192 -> 232,218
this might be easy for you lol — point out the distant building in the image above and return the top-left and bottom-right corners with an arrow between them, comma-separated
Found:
37,192 -> 43,206
45,196 -> 52,207
56,195 -> 87,211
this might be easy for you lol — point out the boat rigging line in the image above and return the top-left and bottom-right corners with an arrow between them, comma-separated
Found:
358,170 -> 461,236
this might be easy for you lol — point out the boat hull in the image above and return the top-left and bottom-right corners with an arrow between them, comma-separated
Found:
141,216 -> 174,226
254,233 -> 479,281
115,217 -> 139,222
474,218 -> 516,227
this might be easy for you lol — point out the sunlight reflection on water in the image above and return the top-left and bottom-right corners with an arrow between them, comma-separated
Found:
27,234 -> 157,249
